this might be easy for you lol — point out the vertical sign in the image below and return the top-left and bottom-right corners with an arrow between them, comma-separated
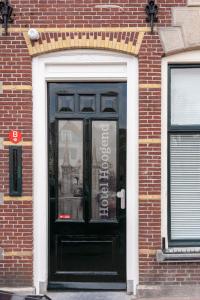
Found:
92,121 -> 117,220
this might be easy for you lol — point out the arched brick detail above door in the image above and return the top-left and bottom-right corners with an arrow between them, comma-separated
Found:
23,28 -> 146,56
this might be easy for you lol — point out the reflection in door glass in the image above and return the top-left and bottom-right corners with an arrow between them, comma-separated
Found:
92,121 -> 117,221
58,121 -> 83,220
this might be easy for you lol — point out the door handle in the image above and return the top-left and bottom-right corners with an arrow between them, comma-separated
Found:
117,188 -> 126,209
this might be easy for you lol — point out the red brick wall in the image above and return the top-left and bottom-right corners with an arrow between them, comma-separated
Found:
0,32 -> 32,284
2,0 -> 198,288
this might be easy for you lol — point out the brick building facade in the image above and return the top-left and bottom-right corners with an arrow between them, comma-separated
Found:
1,0 -> 200,296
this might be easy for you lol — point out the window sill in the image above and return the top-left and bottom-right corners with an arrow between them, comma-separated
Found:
156,248 -> 200,262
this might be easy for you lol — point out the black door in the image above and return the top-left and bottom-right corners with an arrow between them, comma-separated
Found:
48,82 -> 127,289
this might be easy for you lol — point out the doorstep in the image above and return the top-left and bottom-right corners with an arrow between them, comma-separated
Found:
46,291 -> 132,300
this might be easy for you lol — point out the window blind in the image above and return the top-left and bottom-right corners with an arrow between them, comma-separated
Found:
170,134 -> 200,240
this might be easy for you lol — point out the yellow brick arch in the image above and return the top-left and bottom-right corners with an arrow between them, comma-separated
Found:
23,29 -> 145,56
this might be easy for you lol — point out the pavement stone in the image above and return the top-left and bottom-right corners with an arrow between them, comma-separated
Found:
138,298 -> 200,300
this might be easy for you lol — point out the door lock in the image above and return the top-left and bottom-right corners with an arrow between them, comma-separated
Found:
117,188 -> 126,209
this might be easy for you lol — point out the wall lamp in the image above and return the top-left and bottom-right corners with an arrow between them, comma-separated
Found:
0,0 -> 14,35
145,0 -> 158,34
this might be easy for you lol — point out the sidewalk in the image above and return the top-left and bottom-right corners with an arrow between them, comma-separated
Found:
47,292 -> 200,300
1,289 -> 200,300
138,298 -> 200,300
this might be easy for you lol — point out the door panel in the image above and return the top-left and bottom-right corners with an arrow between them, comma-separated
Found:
56,235 -> 118,274
48,82 -> 127,289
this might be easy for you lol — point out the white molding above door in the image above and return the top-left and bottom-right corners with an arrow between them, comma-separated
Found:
32,49 -> 138,294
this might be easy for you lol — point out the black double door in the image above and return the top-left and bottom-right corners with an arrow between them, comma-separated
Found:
48,82 -> 127,289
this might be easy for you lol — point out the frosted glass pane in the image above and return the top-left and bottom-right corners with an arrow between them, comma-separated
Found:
170,134 -> 200,239
171,68 -> 200,125
91,121 -> 117,221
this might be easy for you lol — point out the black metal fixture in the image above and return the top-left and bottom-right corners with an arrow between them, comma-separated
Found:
0,0 -> 14,35
145,0 -> 158,34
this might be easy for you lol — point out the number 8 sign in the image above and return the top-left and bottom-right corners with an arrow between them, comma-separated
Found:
9,130 -> 22,144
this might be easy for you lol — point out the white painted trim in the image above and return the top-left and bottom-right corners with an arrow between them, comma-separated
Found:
161,50 -> 200,249
33,50 -> 138,294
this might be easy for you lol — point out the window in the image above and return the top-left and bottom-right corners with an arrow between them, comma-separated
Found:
168,65 -> 200,246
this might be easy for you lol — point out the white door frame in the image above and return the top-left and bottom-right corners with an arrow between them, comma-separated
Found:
32,49 -> 139,294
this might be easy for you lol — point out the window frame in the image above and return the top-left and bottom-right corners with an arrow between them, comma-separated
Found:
168,63 -> 200,247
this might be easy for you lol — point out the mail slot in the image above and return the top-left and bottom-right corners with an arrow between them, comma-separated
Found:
9,146 -> 22,196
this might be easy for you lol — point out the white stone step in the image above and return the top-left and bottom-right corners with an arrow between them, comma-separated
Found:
47,292 -> 133,300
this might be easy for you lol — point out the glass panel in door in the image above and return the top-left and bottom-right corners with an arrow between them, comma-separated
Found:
91,121 -> 117,221
58,120 -> 83,220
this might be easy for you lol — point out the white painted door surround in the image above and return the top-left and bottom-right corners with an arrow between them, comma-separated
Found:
32,50 -> 138,294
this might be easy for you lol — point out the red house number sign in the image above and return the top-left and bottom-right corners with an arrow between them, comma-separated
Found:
9,130 -> 22,144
